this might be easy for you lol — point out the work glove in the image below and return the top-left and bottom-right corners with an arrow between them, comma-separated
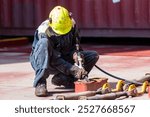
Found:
70,65 -> 88,79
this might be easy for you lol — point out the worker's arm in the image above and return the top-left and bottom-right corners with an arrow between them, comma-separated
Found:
48,37 -> 85,79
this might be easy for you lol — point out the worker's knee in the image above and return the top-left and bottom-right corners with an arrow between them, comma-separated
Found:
91,51 -> 99,62
94,51 -> 99,61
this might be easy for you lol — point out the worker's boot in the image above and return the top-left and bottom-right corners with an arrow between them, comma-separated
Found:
51,73 -> 77,88
35,80 -> 48,97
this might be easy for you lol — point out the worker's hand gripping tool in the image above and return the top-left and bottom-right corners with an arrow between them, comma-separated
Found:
74,43 -> 89,82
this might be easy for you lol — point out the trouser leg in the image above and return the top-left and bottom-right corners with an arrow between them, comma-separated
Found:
81,51 -> 99,73
30,37 -> 51,87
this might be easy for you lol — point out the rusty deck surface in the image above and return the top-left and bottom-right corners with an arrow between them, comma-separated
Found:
0,43 -> 150,100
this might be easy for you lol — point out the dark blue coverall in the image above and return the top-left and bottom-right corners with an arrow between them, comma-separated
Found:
30,20 -> 99,87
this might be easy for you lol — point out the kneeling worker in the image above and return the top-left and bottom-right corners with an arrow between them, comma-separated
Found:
30,6 -> 99,97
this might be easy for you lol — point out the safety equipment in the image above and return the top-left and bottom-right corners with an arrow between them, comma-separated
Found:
49,6 -> 73,35
70,65 -> 87,79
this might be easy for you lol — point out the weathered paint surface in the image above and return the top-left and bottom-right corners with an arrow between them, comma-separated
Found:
0,0 -> 150,37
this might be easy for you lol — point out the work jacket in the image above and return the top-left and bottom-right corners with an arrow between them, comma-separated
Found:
31,19 -> 81,76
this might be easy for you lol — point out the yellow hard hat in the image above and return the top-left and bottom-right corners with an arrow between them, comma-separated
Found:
49,6 -> 73,35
